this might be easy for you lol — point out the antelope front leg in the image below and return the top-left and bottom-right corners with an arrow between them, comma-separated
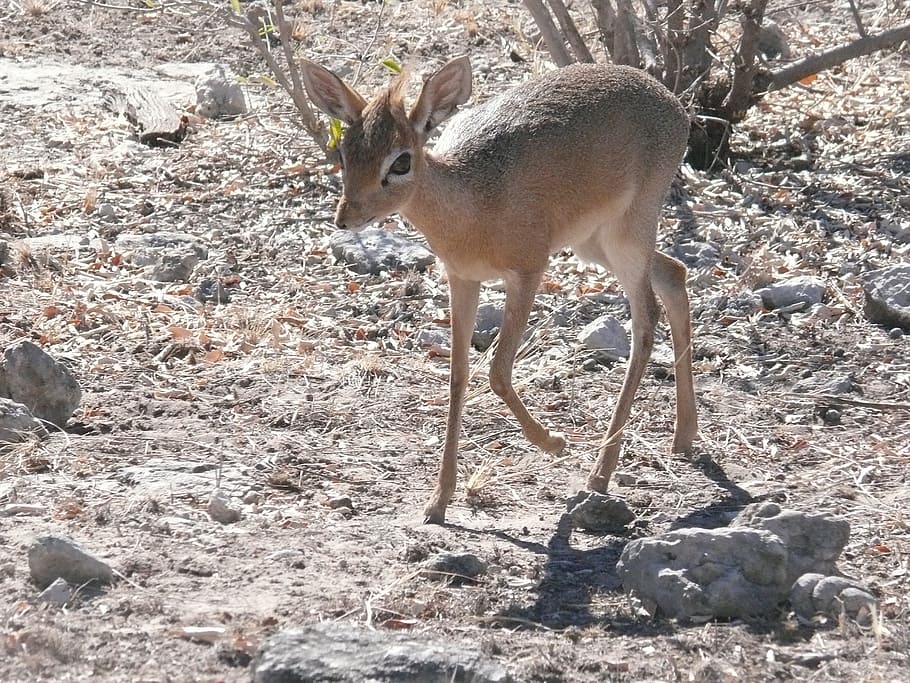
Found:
423,275 -> 480,524
489,271 -> 566,453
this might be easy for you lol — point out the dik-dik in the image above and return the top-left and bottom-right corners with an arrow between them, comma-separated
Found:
300,57 -> 698,524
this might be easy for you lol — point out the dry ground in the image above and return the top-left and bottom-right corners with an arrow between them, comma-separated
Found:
1,1 -> 909,681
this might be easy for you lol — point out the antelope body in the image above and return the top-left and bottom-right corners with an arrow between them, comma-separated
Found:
301,57 -> 697,524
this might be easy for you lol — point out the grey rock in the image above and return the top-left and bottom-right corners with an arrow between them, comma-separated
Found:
756,275 -> 826,310
790,573 -> 877,623
28,535 -> 114,589
731,502 -> 850,585
758,21 -> 792,59
149,251 -> 199,282
252,622 -> 512,683
38,577 -> 73,607
420,552 -> 487,584
863,264 -> 910,330
114,232 -> 208,268
617,527 -> 789,619
415,327 -> 450,348
0,397 -> 46,443
208,489 -> 241,524
195,64 -> 247,119
578,315 -> 630,360
96,202 -> 118,222
0,341 -> 81,429
473,302 -> 504,351
0,237 -> 9,265
195,277 -> 230,304
673,241 -> 720,269
789,572 -> 825,619
566,491 -> 635,533
330,228 -> 435,275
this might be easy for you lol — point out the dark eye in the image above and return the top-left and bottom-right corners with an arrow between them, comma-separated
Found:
389,152 -> 411,175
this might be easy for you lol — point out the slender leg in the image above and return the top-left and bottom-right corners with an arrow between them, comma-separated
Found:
423,274 -> 480,524
652,251 -> 698,452
488,271 -> 566,453
587,265 -> 660,492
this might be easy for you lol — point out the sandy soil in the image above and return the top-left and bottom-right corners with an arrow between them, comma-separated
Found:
1,1 -> 908,681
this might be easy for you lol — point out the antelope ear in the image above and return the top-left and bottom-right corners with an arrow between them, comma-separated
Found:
409,56 -> 472,135
299,59 -> 367,125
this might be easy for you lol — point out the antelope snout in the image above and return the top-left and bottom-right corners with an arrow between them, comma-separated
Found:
334,197 -> 374,232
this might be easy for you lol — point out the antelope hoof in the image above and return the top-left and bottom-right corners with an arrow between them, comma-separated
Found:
671,429 -> 697,454
541,431 -> 566,454
586,473 -> 611,493
422,499 -> 447,525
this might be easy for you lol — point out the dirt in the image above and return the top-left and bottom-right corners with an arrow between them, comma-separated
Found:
1,1 -> 909,682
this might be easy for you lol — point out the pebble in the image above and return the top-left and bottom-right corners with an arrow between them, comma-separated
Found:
208,489 -> 242,524
420,552 -> 487,584
28,535 -> 114,589
39,577 -> 74,607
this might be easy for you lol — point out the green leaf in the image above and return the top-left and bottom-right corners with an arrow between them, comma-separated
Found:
328,118 -> 344,151
381,58 -> 403,74
258,23 -> 277,37
229,0 -> 241,15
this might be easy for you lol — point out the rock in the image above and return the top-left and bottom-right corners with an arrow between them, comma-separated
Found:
114,232 -> 208,269
731,502 -> 850,585
473,302 -> 504,351
195,277 -> 230,304
28,535 -> 114,589
0,397 -> 46,443
789,573 -> 825,619
420,552 -> 487,584
326,493 -> 353,510
790,573 -> 878,623
566,491 -> 635,534
208,489 -> 242,524
415,327 -> 450,348
0,502 -> 47,516
673,241 -> 720,269
38,577 -> 73,607
252,622 -> 512,683
758,21 -> 792,59
0,341 -> 81,429
195,64 -> 247,119
0,237 -> 9,265
96,202 -> 117,222
578,315 -> 630,361
617,527 -> 790,620
756,275 -> 826,310
149,251 -> 199,282
862,264 -> 910,330
329,228 -> 435,275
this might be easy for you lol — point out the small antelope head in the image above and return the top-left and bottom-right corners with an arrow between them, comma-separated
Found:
300,57 -> 473,230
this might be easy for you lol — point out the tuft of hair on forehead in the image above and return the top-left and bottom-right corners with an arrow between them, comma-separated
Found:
355,70 -> 412,150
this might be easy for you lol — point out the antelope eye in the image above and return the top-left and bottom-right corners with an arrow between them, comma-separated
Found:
389,152 -> 411,175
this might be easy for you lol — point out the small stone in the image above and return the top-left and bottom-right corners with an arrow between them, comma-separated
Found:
208,489 -> 242,524
566,491 -> 635,534
326,494 -> 353,510
242,489 -> 261,505
789,572 -> 825,619
0,342 -> 82,429
39,577 -> 73,607
862,264 -> 910,330
822,408 -> 841,425
28,535 -> 114,589
578,315 -> 630,360
196,277 -> 230,304
472,302 -> 504,351
0,398 -> 46,443
330,228 -> 435,275
149,252 -> 199,282
756,275 -> 826,310
420,552 -> 487,584
96,203 -> 117,221
195,64 -> 247,119
889,327 -> 904,339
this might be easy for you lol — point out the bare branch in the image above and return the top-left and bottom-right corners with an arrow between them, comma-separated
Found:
722,0 -> 768,120
523,0 -> 575,65
546,0 -> 595,63
769,21 -> 910,91
846,0 -> 867,38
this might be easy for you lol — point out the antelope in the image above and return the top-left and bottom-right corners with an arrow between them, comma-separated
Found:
300,56 -> 697,524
